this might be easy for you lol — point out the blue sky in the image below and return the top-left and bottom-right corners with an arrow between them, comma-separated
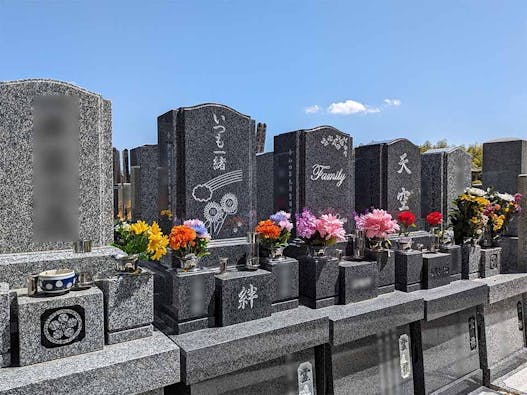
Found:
1,1 -> 526,151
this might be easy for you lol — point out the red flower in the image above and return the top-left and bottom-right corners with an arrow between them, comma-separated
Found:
397,211 -> 416,227
426,211 -> 443,226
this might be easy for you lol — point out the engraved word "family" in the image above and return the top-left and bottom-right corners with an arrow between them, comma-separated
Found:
310,164 -> 346,187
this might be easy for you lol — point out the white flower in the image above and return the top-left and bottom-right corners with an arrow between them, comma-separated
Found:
465,187 -> 486,197
496,193 -> 515,202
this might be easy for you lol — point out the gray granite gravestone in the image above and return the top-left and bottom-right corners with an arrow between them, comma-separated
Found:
15,287 -> 104,366
274,126 -> 354,229
482,138 -> 527,194
298,254 -> 340,308
422,252 -> 451,289
440,244 -> 462,281
0,79 -> 113,254
260,257 -> 299,313
158,103 -> 257,268
480,247 -> 502,278
395,250 -> 423,292
338,260 -> 378,304
215,269 -> 272,326
0,283 -> 10,367
366,249 -> 396,294
256,152 -> 274,220
130,144 -> 159,224
421,147 -> 471,223
355,138 -> 421,221
518,175 -> 527,273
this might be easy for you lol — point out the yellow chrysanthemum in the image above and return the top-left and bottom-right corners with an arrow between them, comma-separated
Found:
160,209 -> 173,219
471,217 -> 479,224
150,221 -> 162,236
147,233 -> 169,260
130,220 -> 149,235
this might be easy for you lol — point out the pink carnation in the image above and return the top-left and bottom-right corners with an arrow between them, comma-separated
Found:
317,214 -> 346,242
356,209 -> 399,239
296,209 -> 318,239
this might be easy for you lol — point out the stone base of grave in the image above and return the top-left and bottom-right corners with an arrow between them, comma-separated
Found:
461,244 -> 482,279
215,269 -> 272,326
298,254 -> 339,307
170,307 -> 327,393
422,252 -> 452,289
0,283 -> 11,368
155,311 -> 215,335
0,331 -> 180,394
440,244 -> 462,277
479,247 -> 502,278
96,269 -> 154,345
395,250 -> 423,293
0,246 -> 123,289
260,257 -> 299,311
488,350 -> 527,394
499,236 -> 519,273
378,284 -> 395,295
14,287 -> 104,366
323,291 -> 423,394
338,260 -> 378,304
365,249 -> 395,290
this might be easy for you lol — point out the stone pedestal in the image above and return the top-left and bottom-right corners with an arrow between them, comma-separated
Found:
215,269 -> 272,326
480,247 -> 502,278
395,250 -> 423,292
96,269 -> 154,345
338,260 -> 378,304
15,287 -> 104,366
440,244 -> 462,279
498,236 -> 519,273
260,257 -> 299,313
298,254 -> 339,309
422,252 -> 451,289
462,244 -> 482,279
366,249 -> 395,294
0,283 -> 10,367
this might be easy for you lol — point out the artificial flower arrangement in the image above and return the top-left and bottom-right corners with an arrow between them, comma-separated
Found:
169,219 -> 211,271
255,211 -> 293,258
355,209 -> 399,251
396,211 -> 416,250
296,209 -> 346,250
450,187 -> 490,245
112,220 -> 169,272
483,191 -> 521,243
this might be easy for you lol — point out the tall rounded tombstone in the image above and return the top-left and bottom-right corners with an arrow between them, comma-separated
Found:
0,79 -> 113,254
158,103 -> 257,266
273,126 -> 354,230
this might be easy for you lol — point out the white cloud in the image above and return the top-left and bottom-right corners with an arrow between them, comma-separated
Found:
304,104 -> 321,114
383,98 -> 401,107
327,100 -> 380,115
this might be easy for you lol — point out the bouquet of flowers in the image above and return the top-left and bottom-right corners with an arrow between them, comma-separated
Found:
112,220 -> 169,261
397,211 -> 416,237
450,188 -> 490,245
169,219 -> 211,271
355,209 -> 399,250
296,209 -> 346,247
255,211 -> 293,253
484,191 -> 521,239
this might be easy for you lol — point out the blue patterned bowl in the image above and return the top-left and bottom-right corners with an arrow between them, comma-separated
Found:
38,269 -> 76,294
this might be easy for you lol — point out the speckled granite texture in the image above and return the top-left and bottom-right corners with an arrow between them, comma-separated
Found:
0,331 -> 180,395
0,246 -> 123,289
338,260 -> 378,304
422,252 -> 451,289
260,257 -> 299,303
413,280 -> 487,321
325,290 -> 423,346
0,79 -> 113,254
473,273 -> 527,304
95,269 -> 154,339
172,306 -> 328,384
15,287 -> 104,366
130,144 -> 159,224
461,244 -> 482,279
106,324 -> 153,345
0,282 -> 10,367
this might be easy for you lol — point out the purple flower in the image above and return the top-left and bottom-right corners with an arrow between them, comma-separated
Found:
270,211 -> 293,232
296,209 -> 318,239
184,219 -> 210,238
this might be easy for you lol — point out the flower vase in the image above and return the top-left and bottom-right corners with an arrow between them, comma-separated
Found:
480,227 -> 493,249
308,245 -> 328,258
114,254 -> 140,274
270,246 -> 285,260
178,253 -> 202,272
352,230 -> 366,260
367,238 -> 387,252
429,227 -> 439,252
397,236 -> 413,251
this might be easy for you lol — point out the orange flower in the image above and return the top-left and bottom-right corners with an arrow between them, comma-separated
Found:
255,220 -> 281,240
169,225 -> 197,250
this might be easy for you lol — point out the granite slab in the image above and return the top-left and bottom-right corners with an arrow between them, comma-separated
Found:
272,299 -> 299,313
0,331 -> 180,395
489,350 -> 527,394
0,246 -> 123,288
440,244 -> 462,275
0,282 -> 10,367
324,291 -> 423,346
171,306 -> 329,384
479,247 -> 501,278
338,260 -> 378,304
412,280 -> 487,321
422,252 -> 451,289
260,256 -> 299,303
395,250 -> 423,288
472,273 -> 527,304
106,324 -> 154,345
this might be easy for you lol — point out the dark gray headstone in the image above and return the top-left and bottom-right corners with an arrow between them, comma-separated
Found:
158,104 -> 257,267
422,252 -> 451,289
256,152 -> 274,220
255,122 -> 266,154
482,138 -> 527,193
480,247 -> 501,278
274,126 -> 353,229
421,147 -> 471,222
339,260 -> 378,304
130,144 -> 159,224
395,250 -> 423,291
0,79 -> 113,254
122,148 -> 130,183
113,147 -> 121,185
298,255 -> 339,308
355,138 -> 421,219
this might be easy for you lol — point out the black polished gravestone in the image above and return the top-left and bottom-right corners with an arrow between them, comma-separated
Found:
421,147 -> 472,224
355,139 -> 421,219
158,104 -> 257,268
274,126 -> 354,229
